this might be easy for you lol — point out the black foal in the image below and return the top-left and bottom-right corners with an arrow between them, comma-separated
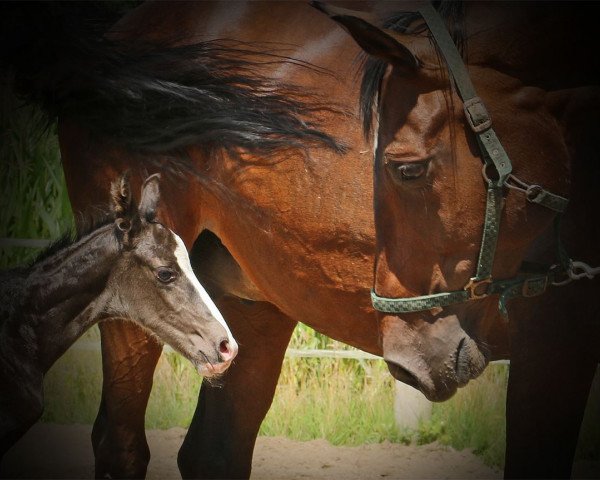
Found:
0,173 -> 237,459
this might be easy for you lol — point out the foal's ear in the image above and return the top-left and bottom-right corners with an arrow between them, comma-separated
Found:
311,2 -> 418,74
110,172 -> 140,244
110,171 -> 136,221
139,174 -> 161,222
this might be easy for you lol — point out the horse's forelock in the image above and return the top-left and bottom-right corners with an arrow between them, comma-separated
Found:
359,1 -> 466,140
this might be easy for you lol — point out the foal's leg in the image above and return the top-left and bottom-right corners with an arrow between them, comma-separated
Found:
92,322 -> 162,479
178,298 -> 297,479
505,296 -> 598,479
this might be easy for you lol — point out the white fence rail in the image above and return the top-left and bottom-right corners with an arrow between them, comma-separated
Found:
70,341 -> 509,364
71,341 -> 381,359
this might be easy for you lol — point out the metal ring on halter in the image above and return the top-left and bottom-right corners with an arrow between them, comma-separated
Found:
505,174 -> 529,193
464,277 -> 492,299
551,260 -> 600,287
525,184 -> 544,202
568,261 -> 600,281
550,263 -> 573,286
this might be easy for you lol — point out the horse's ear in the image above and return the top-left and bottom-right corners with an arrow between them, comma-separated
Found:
139,173 -> 161,222
110,172 -> 140,245
311,2 -> 418,74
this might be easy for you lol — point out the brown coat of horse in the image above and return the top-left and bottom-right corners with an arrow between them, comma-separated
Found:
57,2 -> 386,478
13,0 -> 593,477
317,1 -> 600,477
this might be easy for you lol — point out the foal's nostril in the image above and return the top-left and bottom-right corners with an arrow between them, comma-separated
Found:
218,339 -> 237,363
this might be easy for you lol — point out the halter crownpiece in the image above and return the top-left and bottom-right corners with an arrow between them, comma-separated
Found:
371,2 -> 597,317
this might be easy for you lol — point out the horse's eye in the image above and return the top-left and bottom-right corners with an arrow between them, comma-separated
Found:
389,161 -> 428,181
156,267 -> 177,284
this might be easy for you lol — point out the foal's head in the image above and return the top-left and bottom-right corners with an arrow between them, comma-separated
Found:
105,173 -> 237,376
318,3 -> 571,400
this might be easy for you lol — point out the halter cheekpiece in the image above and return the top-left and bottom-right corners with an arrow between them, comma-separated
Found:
371,3 -> 599,317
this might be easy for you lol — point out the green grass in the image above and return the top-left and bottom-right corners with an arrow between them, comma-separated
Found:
41,343 -> 204,429
42,348 -> 104,425
260,356 -> 401,446
146,351 -> 203,428
424,365 -> 508,467
40,329 -> 511,468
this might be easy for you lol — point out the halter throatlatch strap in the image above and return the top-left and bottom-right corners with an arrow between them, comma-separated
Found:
371,2 -> 580,316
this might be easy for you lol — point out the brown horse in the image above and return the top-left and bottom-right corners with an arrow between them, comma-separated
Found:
0,173 -> 236,462
316,2 -> 600,477
50,2 -> 381,478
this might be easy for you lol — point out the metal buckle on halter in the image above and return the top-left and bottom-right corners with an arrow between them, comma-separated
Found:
464,277 -> 492,299
525,184 -> 544,202
464,97 -> 492,133
521,276 -> 548,297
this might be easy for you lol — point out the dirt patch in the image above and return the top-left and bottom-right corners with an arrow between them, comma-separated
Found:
2,423 -> 501,479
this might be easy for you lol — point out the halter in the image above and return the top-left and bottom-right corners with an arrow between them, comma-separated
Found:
371,3 -> 599,317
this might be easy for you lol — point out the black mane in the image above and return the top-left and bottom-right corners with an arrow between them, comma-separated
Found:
359,1 -> 465,138
2,3 -> 345,160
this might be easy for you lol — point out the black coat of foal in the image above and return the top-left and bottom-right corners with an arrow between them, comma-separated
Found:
0,173 -> 237,460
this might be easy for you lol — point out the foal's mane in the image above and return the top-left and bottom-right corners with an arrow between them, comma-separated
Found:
3,3 -> 344,162
30,213 -> 114,268
359,1 -> 466,138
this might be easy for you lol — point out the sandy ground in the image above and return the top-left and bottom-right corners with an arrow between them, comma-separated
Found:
1,423 -> 502,479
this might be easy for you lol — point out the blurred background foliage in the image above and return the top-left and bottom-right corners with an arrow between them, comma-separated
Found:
0,86 -> 73,267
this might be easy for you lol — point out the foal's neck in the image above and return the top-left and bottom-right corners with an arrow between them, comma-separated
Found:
1,223 -> 120,372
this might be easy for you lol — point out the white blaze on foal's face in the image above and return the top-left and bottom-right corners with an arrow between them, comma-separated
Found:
172,233 -> 238,355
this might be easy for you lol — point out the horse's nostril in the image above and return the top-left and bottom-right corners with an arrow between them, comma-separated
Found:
386,361 -> 420,390
455,337 -> 466,374
218,339 -> 236,363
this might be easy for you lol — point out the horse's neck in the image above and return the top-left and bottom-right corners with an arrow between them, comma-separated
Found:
1,224 -> 120,373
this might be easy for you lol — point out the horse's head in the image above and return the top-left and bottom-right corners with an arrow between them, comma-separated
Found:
105,173 -> 238,377
318,3 -> 571,400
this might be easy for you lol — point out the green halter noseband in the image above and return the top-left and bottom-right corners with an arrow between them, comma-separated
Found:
370,3 -> 590,317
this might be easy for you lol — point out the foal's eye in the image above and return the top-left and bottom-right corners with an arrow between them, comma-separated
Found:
388,161 -> 428,181
155,267 -> 178,284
